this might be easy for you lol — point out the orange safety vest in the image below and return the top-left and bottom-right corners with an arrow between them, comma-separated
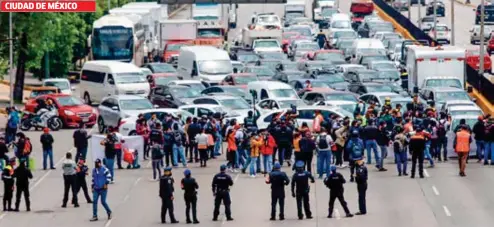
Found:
455,130 -> 471,153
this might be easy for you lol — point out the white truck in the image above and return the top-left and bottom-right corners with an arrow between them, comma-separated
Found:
241,28 -> 283,54
160,20 -> 197,65
285,0 -> 306,18
313,0 -> 337,21
406,46 -> 466,92
192,3 -> 229,41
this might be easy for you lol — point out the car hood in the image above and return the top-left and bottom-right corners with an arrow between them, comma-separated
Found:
328,82 -> 349,91
121,110 -> 147,117
63,104 -> 93,113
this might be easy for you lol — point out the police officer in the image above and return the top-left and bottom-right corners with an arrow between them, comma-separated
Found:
13,159 -> 32,212
2,164 -> 14,211
159,167 -> 178,224
244,111 -> 258,133
409,127 -> 426,179
355,160 -> 368,215
325,165 -> 353,218
265,162 -> 290,221
181,169 -> 199,224
291,160 -> 315,220
212,164 -> 234,221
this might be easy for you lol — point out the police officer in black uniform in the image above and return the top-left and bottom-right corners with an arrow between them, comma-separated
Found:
265,162 -> 290,221
291,160 -> 315,220
244,111 -> 258,133
409,127 -> 426,179
355,160 -> 368,215
325,165 -> 353,218
160,167 -> 178,224
212,164 -> 234,221
181,169 -> 199,224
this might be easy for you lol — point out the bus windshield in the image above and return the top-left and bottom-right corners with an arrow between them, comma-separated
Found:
92,27 -> 133,61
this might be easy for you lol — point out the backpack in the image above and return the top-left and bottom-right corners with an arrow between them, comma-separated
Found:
351,140 -> 363,158
318,135 -> 329,150
163,132 -> 173,147
437,122 -> 447,138
174,131 -> 183,146
23,138 -> 32,155
151,144 -> 163,159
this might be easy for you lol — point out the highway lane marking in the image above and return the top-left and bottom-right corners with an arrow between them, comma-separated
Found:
424,169 -> 430,178
221,172 -> 240,225
334,209 -> 341,220
432,186 -> 440,196
443,206 -> 452,217
104,219 -> 113,227
0,213 -> 6,220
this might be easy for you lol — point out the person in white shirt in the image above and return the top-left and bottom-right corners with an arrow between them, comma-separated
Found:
195,129 -> 209,167
316,128 -> 334,179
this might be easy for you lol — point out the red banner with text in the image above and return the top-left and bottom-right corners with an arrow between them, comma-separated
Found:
1,0 -> 96,12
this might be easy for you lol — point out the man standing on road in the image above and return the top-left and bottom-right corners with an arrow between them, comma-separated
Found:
61,152 -> 79,208
2,164 -> 14,211
6,107 -> 19,144
212,164 -> 234,221
90,159 -> 112,222
291,161 -> 315,220
454,126 -> 473,177
40,128 -> 55,170
325,166 -> 353,219
473,116 -> 486,163
181,169 -> 199,224
355,160 -> 368,215
409,127 -> 426,179
100,134 -> 117,183
13,159 -> 32,212
265,162 -> 289,221
75,158 -> 92,203
73,122 -> 91,161
160,167 -> 178,224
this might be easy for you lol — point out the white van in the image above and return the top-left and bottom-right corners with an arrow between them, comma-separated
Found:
177,46 -> 233,84
330,13 -> 351,29
247,81 -> 299,101
351,38 -> 386,57
80,60 -> 150,105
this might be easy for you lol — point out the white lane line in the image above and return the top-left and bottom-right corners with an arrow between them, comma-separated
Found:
104,219 -> 113,227
133,177 -> 141,186
424,169 -> 430,178
221,173 -> 240,225
432,186 -> 440,196
0,213 -> 6,220
443,206 -> 452,217
334,209 -> 341,220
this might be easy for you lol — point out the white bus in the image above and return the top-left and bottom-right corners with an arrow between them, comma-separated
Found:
109,8 -> 152,41
89,14 -> 146,66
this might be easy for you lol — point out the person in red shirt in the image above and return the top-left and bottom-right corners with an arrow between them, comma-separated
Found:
260,130 -> 276,175
226,125 -> 239,172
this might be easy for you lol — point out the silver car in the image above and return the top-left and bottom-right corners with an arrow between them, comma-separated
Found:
470,25 -> 492,44
392,0 -> 409,11
97,95 -> 155,133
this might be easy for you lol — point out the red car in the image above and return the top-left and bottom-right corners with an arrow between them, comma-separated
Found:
466,49 -> 492,72
487,37 -> 494,55
220,73 -> 259,88
162,40 -> 193,63
24,94 -> 97,128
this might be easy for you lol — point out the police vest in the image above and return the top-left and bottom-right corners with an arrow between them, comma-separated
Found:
245,117 -> 255,127
455,131 -> 471,153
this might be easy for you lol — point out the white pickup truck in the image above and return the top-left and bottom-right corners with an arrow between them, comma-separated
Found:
241,28 -> 283,54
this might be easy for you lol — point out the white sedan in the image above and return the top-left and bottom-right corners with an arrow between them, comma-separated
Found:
118,108 -> 193,136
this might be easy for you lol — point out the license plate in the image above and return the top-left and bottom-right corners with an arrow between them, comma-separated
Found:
82,117 -> 89,122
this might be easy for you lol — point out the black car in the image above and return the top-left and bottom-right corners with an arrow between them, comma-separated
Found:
272,70 -> 304,83
426,1 -> 445,17
344,68 -> 379,84
149,85 -> 202,108
201,86 -> 252,103
242,65 -> 276,80
347,82 -> 396,95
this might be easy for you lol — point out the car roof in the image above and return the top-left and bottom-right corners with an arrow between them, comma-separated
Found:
427,87 -> 466,92
449,105 -> 481,111
196,95 -> 240,100
43,78 -> 70,82
364,92 -> 401,97
106,95 -> 147,101
138,108 -> 182,114
170,80 -> 202,84
179,104 -> 222,109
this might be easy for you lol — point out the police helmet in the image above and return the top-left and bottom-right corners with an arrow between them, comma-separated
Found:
164,166 -> 172,172
273,162 -> 281,170
184,169 -> 191,176
295,160 -> 304,168
220,164 -> 227,171
330,165 -> 337,172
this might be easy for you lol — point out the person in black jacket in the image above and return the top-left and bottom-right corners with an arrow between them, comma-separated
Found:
299,131 -> 316,173
13,160 -> 32,212
291,161 -> 315,220
212,164 -> 234,221
181,169 -> 199,224
40,128 -> 55,170
266,162 -> 289,220
324,165 -> 353,218
0,136 -> 9,171
376,122 -> 389,172
2,164 -> 14,211
160,167 -> 178,224
277,123 -> 293,167
75,158 -> 92,203
473,116 -> 486,163
355,160 -> 368,215
73,122 -> 91,161
409,128 -> 427,178
100,134 -> 117,183
363,119 -> 380,168
187,118 -> 201,163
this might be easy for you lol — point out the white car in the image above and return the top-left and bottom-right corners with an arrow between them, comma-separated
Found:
254,13 -> 282,29
191,95 -> 252,125
118,108 -> 193,136
231,61 -> 245,73
418,16 -> 438,31
428,24 -> 451,44
328,29 -> 357,46
167,80 -> 207,90
253,39 -> 282,54
313,100 -> 358,115
256,98 -> 306,115
336,64 -> 366,73
447,105 -> 483,118
42,78 -> 74,95
97,95 -> 155,133
256,106 -> 353,130
179,104 -> 226,117
358,92 -> 402,107
441,100 -> 476,113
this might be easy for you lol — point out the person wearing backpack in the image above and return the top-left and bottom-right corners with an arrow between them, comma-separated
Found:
6,107 -> 20,144
172,124 -> 187,167
15,133 -> 32,168
316,128 -> 333,179
436,116 -> 449,162
345,130 -> 364,182
151,143 -> 164,181
393,127 -> 408,176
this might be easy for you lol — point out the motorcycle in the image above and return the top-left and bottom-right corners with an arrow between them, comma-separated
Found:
20,108 -> 63,131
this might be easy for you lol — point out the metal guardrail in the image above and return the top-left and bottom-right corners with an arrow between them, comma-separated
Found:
466,64 -> 494,102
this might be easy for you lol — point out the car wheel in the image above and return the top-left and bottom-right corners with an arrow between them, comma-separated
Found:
84,93 -> 92,106
98,117 -> 105,134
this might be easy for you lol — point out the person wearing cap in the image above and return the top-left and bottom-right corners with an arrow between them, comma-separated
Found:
291,160 -> 315,220
409,127 -> 427,178
13,159 -> 32,212
73,122 -> 91,161
346,130 -> 364,182
2,163 -> 14,211
354,160 -> 368,215
160,167 -> 178,224
61,152 -> 79,208
212,164 -> 234,221
265,162 -> 289,221
473,115 -> 486,163
40,127 -> 55,170
454,125 -> 473,177
75,158 -> 92,203
90,158 -> 112,221
325,165 -> 353,218
181,169 -> 199,224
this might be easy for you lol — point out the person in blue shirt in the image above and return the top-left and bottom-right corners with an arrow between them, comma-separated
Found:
90,159 -> 112,222
6,107 -> 20,144
316,30 -> 327,49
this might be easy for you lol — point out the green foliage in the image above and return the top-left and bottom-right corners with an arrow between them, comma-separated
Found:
0,57 -> 7,80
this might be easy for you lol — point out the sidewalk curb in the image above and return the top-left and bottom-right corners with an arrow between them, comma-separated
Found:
0,80 -> 37,91
454,0 -> 475,7
169,4 -> 188,18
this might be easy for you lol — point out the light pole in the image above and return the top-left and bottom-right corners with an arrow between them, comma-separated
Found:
433,1 -> 437,40
451,0 -> 455,45
480,0 -> 485,90
418,2 -> 422,29
9,12 -> 13,107
408,0 -> 411,19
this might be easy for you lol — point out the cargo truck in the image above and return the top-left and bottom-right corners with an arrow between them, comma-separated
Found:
160,19 -> 197,66
192,3 -> 229,47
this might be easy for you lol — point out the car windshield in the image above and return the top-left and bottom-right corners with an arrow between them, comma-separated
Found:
319,74 -> 346,83
30,90 -> 56,98
298,43 -> 320,49
155,76 -> 179,86
288,27 -> 312,36
56,96 -> 84,106
238,54 -> 260,63
311,81 -> 331,88
450,110 -> 483,117
179,83 -> 206,91
119,99 -> 153,110
315,52 -> 345,61
151,64 -> 176,73
198,60 -> 233,75
422,17 -> 435,22
272,88 -> 299,99
223,87 -> 248,96
235,75 -> 259,85
451,118 -> 477,130
249,67 -> 275,77
326,93 -> 357,102
115,73 -> 147,84
435,91 -> 471,103
425,79 -> 462,88
372,62 -> 396,70
286,12 -> 304,21
367,85 -> 394,93
361,55 -> 388,65
219,98 -> 250,109
377,70 -> 400,80
197,28 -> 222,38
434,26 -> 448,32
254,40 -> 279,48
332,20 -> 351,29
278,100 -> 304,108
258,16 -> 279,23
283,63 -> 298,70
358,48 -> 387,55
308,62 -> 330,69
322,8 -> 338,16
170,87 -> 201,98
334,31 -> 357,39
44,81 -> 69,90
359,72 -> 379,81
167,43 -> 190,51
336,103 -> 357,113
337,41 -> 353,49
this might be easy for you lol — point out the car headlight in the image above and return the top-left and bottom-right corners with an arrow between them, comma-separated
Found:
64,110 -> 75,116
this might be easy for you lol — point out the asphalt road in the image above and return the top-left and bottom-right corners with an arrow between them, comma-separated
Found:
3,2 -> 494,227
